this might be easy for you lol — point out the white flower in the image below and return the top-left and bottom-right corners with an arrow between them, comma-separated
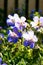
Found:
7,14 -> 20,24
30,16 -> 39,28
22,30 -> 38,42
14,14 -> 20,22
30,21 -> 39,28
8,15 -> 14,19
33,16 -> 39,22
22,32 -> 29,40
7,19 -> 14,24
30,16 -> 43,29
7,15 -> 14,25
15,16 -> 28,30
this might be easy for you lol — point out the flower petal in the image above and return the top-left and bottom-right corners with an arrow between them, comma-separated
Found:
8,15 -> 13,19
13,27 -> 18,34
30,42 -> 35,48
40,17 -> 43,26
33,16 -> 39,22
13,37 -> 18,43
6,19 -> 15,26
7,36 -> 13,42
21,16 -> 26,22
17,32 -> 22,38
24,40 -> 29,46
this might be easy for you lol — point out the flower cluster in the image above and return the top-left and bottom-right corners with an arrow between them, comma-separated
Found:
6,13 -> 38,48
7,14 -> 28,31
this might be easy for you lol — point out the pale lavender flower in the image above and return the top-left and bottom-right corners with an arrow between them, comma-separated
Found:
0,57 -> 2,63
6,13 -> 19,26
22,30 -> 38,48
30,16 -> 43,29
7,27 -> 22,43
15,16 -> 28,31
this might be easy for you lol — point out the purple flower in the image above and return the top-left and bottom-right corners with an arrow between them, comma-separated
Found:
38,10 -> 42,13
7,13 -> 28,31
15,18 -> 28,31
29,10 -> 35,19
6,14 -> 19,27
13,27 -> 18,34
24,40 -> 35,48
17,32 -> 22,38
7,36 -> 18,43
6,19 -> 15,26
0,57 -> 2,63
2,63 -> 7,65
7,27 -> 22,43
30,42 -> 35,48
0,40 -> 2,44
24,40 -> 29,46
31,10 -> 35,13
13,27 -> 22,38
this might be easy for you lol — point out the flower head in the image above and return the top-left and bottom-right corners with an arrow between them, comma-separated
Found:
6,13 -> 19,26
22,30 -> 38,48
7,27 -> 22,43
22,30 -> 38,42
0,57 -> 2,63
15,16 -> 28,31
24,40 -> 35,48
30,16 -> 43,29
